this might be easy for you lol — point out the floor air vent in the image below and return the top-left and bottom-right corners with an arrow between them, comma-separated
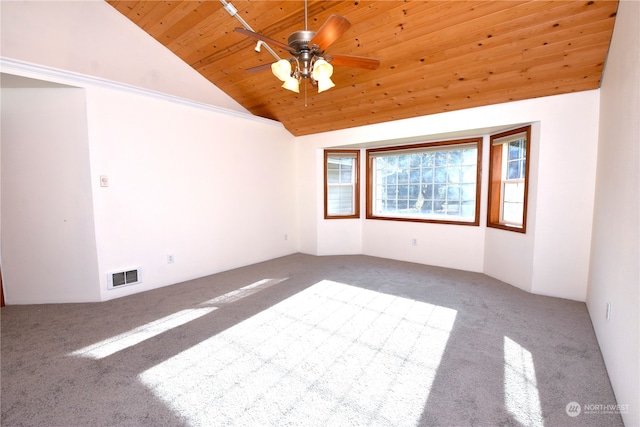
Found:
108,268 -> 142,289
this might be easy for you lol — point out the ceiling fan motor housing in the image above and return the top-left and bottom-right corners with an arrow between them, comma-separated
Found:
288,30 -> 318,78
288,30 -> 316,51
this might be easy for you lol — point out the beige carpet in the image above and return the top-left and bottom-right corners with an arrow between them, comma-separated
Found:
0,254 -> 624,426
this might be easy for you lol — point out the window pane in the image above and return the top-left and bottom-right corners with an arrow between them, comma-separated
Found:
409,184 -> 421,199
435,167 -> 447,183
398,186 -> 408,198
443,202 -> 460,215
434,184 -> 447,200
448,151 -> 462,165
488,126 -> 530,232
506,139 -> 526,180
385,185 -> 396,198
339,167 -> 352,183
447,168 -> 461,184
328,186 -> 353,214
508,141 -> 522,160
422,153 -> 435,167
461,183 -> 476,200
447,185 -> 460,199
462,149 -> 476,165
502,154 -> 526,224
327,169 -> 340,183
503,202 -> 523,225
369,141 -> 479,223
461,201 -> 475,217
507,160 -> 521,180
386,173 -> 397,185
503,182 -> 525,203
325,151 -> 359,218
421,200 -> 433,213
423,184 -> 434,199
462,165 -> 476,183
422,167 -> 433,182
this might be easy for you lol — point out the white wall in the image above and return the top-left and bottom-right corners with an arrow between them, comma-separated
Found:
1,88 -> 101,303
297,90 -> 600,301
85,86 -> 297,301
587,1 -> 640,426
0,0 -> 247,114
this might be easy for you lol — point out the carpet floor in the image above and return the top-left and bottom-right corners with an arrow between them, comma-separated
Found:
0,254 -> 624,426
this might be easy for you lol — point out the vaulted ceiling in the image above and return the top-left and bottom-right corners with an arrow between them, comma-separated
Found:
107,1 -> 618,136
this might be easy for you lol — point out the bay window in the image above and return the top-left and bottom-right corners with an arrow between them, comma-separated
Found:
366,138 -> 482,225
487,126 -> 531,232
324,150 -> 360,219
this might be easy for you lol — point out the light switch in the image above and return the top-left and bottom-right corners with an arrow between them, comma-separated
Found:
100,175 -> 109,187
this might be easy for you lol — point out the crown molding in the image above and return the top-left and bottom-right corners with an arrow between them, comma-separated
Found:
0,57 -> 284,129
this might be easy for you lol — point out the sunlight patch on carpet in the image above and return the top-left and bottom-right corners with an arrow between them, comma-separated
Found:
503,336 -> 544,427
139,279 -> 457,426
70,308 -> 216,359
200,278 -> 289,305
70,278 -> 288,360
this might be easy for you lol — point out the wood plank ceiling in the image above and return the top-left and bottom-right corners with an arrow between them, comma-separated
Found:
106,0 -> 618,136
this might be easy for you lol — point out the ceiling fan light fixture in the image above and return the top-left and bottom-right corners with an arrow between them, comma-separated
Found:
281,76 -> 300,93
235,10 -> 380,98
271,59 -> 292,81
312,58 -> 333,80
316,77 -> 335,93
312,58 -> 335,93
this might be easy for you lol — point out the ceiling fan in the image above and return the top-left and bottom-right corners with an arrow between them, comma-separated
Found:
232,2 -> 380,94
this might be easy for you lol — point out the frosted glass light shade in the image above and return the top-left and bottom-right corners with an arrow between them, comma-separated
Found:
312,59 -> 333,80
271,59 -> 292,81
317,77 -> 335,93
282,77 -> 300,93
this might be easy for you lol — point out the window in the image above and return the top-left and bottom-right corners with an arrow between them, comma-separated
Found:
487,126 -> 531,232
324,150 -> 360,219
366,138 -> 482,225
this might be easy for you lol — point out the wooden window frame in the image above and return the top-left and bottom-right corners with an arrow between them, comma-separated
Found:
366,138 -> 482,226
324,150 -> 360,219
487,125 -> 531,233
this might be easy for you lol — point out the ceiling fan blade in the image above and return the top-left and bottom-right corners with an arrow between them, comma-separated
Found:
234,28 -> 295,54
246,63 -> 274,73
309,15 -> 351,51
329,54 -> 380,70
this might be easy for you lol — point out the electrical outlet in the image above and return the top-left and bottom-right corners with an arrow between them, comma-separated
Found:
412,238 -> 418,246
284,234 -> 288,241
167,254 -> 175,264
606,302 -> 611,320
